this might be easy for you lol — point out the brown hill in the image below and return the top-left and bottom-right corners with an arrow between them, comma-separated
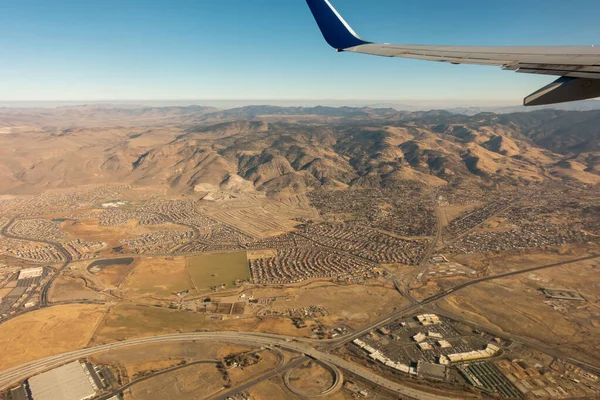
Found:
0,106 -> 599,195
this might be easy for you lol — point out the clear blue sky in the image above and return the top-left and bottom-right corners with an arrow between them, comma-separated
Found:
1,0 -> 599,104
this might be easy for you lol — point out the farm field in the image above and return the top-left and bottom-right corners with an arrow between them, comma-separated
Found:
187,251 -> 250,291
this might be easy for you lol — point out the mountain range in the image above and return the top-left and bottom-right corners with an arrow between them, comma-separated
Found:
0,105 -> 598,195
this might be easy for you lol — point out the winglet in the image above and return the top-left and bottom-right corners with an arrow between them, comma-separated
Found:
305,0 -> 370,50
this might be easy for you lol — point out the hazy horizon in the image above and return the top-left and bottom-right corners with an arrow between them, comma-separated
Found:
3,99 -> 600,113
3,0 -> 600,103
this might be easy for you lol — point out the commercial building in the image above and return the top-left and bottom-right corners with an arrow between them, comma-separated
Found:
353,339 -> 416,375
418,342 -> 433,351
416,314 -> 442,326
18,267 -> 44,280
412,333 -> 427,343
542,288 -> 586,301
418,361 -> 447,381
28,361 -> 98,400
428,331 -> 443,339
447,344 -> 501,363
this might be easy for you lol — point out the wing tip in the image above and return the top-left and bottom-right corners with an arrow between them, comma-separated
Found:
306,0 -> 370,50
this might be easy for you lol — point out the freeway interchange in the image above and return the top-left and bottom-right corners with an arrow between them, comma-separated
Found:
2,213 -> 600,399
0,254 -> 598,399
0,332 -> 457,400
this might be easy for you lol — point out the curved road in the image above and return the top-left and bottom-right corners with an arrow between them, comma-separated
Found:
1,219 -> 597,400
0,332 -> 459,400
0,217 -> 73,306
97,360 -> 220,400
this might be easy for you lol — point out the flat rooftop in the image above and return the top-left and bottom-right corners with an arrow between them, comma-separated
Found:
28,361 -> 96,400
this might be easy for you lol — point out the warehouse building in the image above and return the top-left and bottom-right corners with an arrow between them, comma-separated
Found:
28,361 -> 98,400
18,267 -> 44,280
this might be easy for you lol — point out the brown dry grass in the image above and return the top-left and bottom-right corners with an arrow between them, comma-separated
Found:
550,161 -> 600,185
128,363 -> 225,400
245,281 -> 408,329
93,261 -> 136,288
247,377 -> 303,400
91,341 -> 250,375
438,258 -> 600,365
61,218 -> 187,248
248,376 -> 354,400
127,360 -> 182,378
120,257 -> 192,300
227,349 -> 280,385
247,249 -> 278,260
287,360 -> 335,395
48,275 -> 109,303
439,203 -> 482,228
0,304 -> 107,370
91,304 -> 260,344
0,287 -> 12,300
451,248 -> 593,275
253,317 -> 315,337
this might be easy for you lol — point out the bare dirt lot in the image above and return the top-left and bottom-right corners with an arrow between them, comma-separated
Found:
199,195 -> 318,239
438,258 -> 600,366
0,304 -> 107,370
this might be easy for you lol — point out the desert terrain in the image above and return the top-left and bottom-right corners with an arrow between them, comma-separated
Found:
0,105 -> 599,400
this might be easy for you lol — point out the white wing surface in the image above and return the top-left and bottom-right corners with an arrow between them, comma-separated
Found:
305,0 -> 600,105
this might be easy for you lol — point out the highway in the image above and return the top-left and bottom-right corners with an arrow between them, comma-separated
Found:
0,332 -> 460,400
96,360 -> 220,400
212,356 -> 309,400
1,214 -> 598,399
99,347 -> 286,400
410,194 -> 444,288
420,254 -> 600,306
1,252 -> 588,396
332,254 -> 600,347
0,217 -> 73,307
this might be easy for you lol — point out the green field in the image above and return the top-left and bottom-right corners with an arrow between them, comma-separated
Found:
187,252 -> 250,290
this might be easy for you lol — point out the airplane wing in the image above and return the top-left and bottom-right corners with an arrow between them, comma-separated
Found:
305,0 -> 600,106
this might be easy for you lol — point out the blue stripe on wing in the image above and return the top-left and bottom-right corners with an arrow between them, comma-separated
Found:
305,0 -> 370,50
